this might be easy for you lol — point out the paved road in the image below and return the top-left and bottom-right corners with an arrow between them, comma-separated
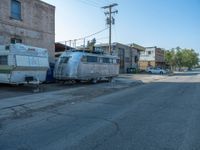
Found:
0,72 -> 200,150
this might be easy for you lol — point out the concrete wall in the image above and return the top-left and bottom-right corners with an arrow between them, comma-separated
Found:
140,47 -> 165,62
139,47 -> 165,70
155,48 -> 165,62
0,0 -> 55,62
140,47 -> 156,61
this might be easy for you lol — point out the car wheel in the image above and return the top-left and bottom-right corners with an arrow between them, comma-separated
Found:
148,71 -> 152,74
160,71 -> 163,75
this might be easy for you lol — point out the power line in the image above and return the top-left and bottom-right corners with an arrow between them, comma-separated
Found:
86,0 -> 104,6
87,0 -> 109,6
76,0 -> 115,8
76,0 -> 99,8
58,28 -> 109,48
81,28 -> 108,40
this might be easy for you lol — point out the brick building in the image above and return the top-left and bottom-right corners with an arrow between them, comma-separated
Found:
0,0 -> 55,61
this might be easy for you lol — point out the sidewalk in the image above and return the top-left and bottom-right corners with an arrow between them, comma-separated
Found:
118,74 -> 168,83
0,74 -> 169,121
0,87 -> 84,120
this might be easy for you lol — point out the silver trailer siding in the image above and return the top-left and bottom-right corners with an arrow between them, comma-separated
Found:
54,51 -> 119,81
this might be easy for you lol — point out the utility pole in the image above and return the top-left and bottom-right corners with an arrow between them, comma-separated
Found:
102,3 -> 118,54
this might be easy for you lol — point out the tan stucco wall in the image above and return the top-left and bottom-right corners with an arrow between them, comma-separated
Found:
139,61 -> 156,70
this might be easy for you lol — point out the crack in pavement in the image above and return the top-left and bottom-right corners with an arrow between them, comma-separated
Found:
45,110 -> 123,149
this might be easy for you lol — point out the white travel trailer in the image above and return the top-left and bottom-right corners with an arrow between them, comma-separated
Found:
0,44 -> 49,85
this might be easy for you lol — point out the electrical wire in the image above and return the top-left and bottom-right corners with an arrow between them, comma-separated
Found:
58,28 -> 108,44
76,0 -> 99,8
80,27 -> 108,40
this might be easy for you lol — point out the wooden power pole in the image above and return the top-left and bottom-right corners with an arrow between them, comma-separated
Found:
102,3 -> 118,54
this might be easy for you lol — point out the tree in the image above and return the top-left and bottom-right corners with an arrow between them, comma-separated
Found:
165,50 -> 175,70
181,49 -> 199,69
164,47 -> 199,70
175,49 -> 183,70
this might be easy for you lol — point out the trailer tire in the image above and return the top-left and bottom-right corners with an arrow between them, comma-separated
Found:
108,77 -> 113,82
91,78 -> 98,84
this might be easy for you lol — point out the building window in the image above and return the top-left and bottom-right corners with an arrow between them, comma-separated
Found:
11,0 -> 21,20
0,56 -> 8,65
135,56 -> 139,63
10,38 -> 22,44
148,51 -> 151,55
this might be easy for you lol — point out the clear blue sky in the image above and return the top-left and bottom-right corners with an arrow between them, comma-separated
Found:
43,0 -> 200,52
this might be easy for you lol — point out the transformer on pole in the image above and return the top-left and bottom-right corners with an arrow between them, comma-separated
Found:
102,3 -> 118,54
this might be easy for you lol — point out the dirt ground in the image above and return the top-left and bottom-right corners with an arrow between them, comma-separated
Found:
0,78 -> 142,100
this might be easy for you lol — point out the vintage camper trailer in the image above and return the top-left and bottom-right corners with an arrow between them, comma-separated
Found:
0,44 -> 49,85
54,50 -> 119,83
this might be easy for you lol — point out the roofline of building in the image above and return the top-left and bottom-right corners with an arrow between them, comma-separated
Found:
95,42 -> 131,48
145,46 -> 157,49
39,0 -> 55,8
130,43 -> 145,51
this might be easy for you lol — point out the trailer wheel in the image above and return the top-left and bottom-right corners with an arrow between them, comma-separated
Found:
91,78 -> 98,84
75,79 -> 81,83
108,77 -> 113,82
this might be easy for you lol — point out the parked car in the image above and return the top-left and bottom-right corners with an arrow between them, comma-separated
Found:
146,67 -> 167,74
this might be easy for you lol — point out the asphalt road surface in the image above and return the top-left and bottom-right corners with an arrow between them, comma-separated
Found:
0,72 -> 200,150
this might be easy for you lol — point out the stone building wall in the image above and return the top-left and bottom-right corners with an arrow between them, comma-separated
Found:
0,0 -> 55,61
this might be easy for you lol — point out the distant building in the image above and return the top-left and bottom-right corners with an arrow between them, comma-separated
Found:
95,42 -> 144,73
55,42 -> 73,59
139,47 -> 165,70
0,0 -> 55,61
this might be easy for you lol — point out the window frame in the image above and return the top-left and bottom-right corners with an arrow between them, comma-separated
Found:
10,0 -> 22,20
86,56 -> 98,63
10,38 -> 22,44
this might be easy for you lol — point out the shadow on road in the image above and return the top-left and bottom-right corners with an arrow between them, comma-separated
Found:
173,72 -> 200,76
0,80 -> 128,99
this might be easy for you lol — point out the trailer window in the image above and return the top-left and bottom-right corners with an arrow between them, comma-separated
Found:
0,56 -> 8,65
113,58 -> 120,64
87,56 -> 97,63
103,57 -> 110,63
60,57 -> 70,64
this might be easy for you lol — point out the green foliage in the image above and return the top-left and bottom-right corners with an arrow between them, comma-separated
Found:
164,47 -> 199,70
